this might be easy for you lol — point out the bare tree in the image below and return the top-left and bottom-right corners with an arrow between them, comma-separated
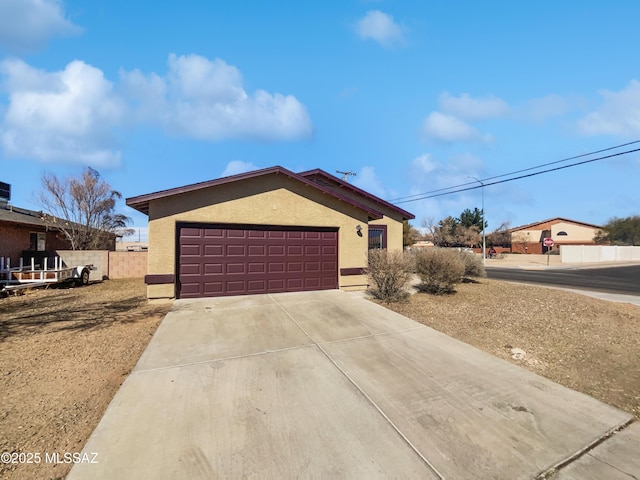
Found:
486,220 -> 511,247
38,167 -> 132,250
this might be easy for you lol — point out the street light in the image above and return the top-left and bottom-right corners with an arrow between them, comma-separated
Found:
468,176 -> 486,266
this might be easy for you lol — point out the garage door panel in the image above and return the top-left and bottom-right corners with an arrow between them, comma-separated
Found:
268,262 -> 285,273
248,245 -> 266,256
287,262 -> 303,273
305,261 -> 320,272
287,245 -> 303,255
226,263 -> 246,274
180,227 -> 201,237
227,229 -> 247,238
203,228 -> 224,238
269,245 -> 285,256
180,264 -> 201,275
180,244 -> 201,256
248,230 -> 267,239
203,282 -> 223,295
204,245 -> 223,257
248,263 -> 266,273
225,281 -> 247,293
204,263 -> 223,274
305,245 -> 320,256
178,225 -> 338,298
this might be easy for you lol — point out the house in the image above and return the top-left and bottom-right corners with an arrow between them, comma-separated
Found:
510,217 -> 602,254
0,203 -> 73,266
126,166 -> 414,300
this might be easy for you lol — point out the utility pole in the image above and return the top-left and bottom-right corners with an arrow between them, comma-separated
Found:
336,170 -> 356,182
468,176 -> 486,266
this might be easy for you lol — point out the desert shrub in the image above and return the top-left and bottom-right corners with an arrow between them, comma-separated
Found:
459,251 -> 486,279
367,249 -> 412,303
414,248 -> 465,294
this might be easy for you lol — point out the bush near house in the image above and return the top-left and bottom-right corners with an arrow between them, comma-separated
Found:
459,251 -> 486,280
414,249 -> 465,294
366,250 -> 412,303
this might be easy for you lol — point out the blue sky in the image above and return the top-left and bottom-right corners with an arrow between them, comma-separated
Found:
1,0 -> 639,241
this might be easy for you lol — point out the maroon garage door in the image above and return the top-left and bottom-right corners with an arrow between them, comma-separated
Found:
178,224 -> 338,298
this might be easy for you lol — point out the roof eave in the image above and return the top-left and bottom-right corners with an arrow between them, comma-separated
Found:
297,169 -> 415,220
125,166 -> 385,220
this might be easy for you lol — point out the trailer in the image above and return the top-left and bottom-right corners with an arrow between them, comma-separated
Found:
0,256 -> 94,293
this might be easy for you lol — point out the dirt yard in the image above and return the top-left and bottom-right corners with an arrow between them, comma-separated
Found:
386,279 -> 640,420
1,278 -> 639,479
0,279 -> 170,480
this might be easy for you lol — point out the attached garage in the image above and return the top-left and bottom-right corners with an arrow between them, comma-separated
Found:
126,166 -> 413,301
178,224 -> 338,298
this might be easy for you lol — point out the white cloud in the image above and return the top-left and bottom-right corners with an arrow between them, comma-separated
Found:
0,58 -> 125,167
439,92 -> 510,120
524,94 -> 576,122
405,152 -> 488,226
353,166 -> 387,198
410,153 -> 437,183
220,160 -> 259,177
422,112 -> 492,144
120,53 -> 313,142
0,0 -> 82,53
577,80 -> 640,137
355,10 -> 405,48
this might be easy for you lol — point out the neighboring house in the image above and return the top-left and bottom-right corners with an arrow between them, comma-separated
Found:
126,166 -> 414,300
0,203 -> 73,266
510,217 -> 601,254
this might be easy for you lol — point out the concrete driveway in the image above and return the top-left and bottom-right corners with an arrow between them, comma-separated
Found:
68,290 -> 636,479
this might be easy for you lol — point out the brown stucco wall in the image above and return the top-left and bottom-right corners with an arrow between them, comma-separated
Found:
145,174 -> 372,300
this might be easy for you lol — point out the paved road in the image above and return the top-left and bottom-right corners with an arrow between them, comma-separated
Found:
486,265 -> 640,296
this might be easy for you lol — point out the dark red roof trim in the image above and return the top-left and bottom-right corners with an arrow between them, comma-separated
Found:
126,166 -> 384,219
297,169 -> 415,220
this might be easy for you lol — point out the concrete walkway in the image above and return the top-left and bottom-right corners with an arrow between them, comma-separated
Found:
68,290 -> 637,479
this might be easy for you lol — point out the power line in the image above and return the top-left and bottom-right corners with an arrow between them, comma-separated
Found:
390,139 -> 640,202
394,146 -> 640,204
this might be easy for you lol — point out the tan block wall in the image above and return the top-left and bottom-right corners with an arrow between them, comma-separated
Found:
57,250 -> 109,281
108,251 -> 147,279
146,175 -> 371,300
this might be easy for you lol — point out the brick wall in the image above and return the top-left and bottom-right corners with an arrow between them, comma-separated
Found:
0,223 -> 71,265
108,251 -> 147,279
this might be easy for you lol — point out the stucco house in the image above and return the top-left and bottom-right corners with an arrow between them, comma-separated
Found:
510,217 -> 601,254
0,203 -> 73,266
126,166 -> 414,300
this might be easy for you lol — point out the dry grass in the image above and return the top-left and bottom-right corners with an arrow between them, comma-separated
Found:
0,279 -> 170,480
385,279 -> 640,419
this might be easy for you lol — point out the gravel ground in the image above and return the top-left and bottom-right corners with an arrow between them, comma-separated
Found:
385,278 -> 640,420
0,279 -> 170,480
1,277 -> 638,479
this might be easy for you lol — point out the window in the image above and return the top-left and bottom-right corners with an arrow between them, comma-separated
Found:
29,232 -> 46,251
368,225 -> 387,250
557,231 -> 568,236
